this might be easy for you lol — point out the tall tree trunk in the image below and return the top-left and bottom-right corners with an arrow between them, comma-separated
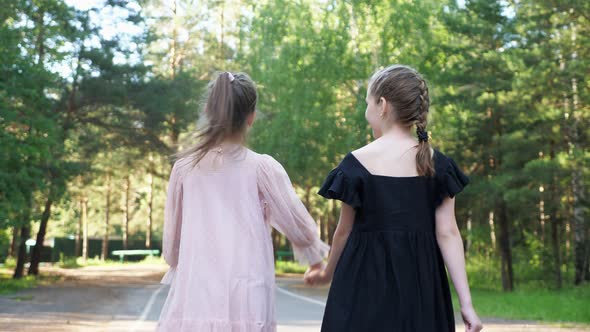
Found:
22,0 -> 46,278
75,199 -> 82,256
28,195 -> 53,275
8,227 -> 18,258
146,156 -> 154,249
539,195 -> 546,244
465,210 -> 472,257
82,197 -> 88,261
549,143 -> 562,288
123,175 -> 131,250
102,173 -> 111,260
551,214 -> 563,288
573,169 -> 587,284
170,0 -> 178,79
497,201 -> 514,291
169,1 -> 180,146
272,229 -> 282,257
13,224 -> 30,279
562,20 -> 589,285
488,211 -> 496,249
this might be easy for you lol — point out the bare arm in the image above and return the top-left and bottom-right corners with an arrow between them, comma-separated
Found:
305,202 -> 355,285
435,196 -> 472,306
436,196 -> 482,331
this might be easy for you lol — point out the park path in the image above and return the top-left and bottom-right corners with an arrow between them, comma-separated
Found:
0,264 -> 588,332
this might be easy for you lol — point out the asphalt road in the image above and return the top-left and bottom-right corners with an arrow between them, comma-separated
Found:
0,265 -> 588,332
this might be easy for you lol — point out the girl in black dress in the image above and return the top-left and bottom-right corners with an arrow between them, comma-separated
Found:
305,65 -> 483,332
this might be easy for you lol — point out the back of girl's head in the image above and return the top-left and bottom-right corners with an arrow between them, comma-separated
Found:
176,71 -> 257,165
368,65 -> 434,177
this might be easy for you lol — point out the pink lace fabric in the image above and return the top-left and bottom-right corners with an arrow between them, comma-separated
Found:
157,146 -> 329,332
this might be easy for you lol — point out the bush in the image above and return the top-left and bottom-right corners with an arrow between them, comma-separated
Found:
275,261 -> 307,274
3,256 -> 17,268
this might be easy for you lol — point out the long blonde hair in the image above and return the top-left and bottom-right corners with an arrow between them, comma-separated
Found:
368,65 -> 434,177
175,72 -> 257,166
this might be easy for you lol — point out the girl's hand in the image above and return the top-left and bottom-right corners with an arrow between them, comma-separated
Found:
461,305 -> 483,332
304,267 -> 331,286
303,262 -> 323,281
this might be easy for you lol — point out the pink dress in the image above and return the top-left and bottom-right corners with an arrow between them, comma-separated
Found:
157,145 -> 329,332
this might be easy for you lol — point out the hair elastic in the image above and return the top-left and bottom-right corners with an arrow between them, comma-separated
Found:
227,72 -> 235,82
417,128 -> 429,142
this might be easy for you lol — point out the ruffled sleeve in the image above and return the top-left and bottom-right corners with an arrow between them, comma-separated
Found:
437,155 -> 470,204
318,167 -> 361,209
161,160 -> 184,285
257,155 -> 330,266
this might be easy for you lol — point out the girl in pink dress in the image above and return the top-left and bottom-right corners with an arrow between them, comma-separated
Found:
157,72 -> 329,332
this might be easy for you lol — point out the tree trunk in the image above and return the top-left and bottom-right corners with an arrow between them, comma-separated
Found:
123,175 -> 131,250
549,144 -> 562,288
8,227 -> 18,258
82,197 -> 88,261
28,196 -> 53,275
564,21 -> 589,285
13,224 -> 30,279
497,201 -> 514,291
573,169 -> 587,284
272,229 -> 281,256
551,214 -> 563,288
102,173 -> 111,260
75,199 -> 82,256
465,210 -> 472,257
488,211 -> 496,249
146,164 -> 154,249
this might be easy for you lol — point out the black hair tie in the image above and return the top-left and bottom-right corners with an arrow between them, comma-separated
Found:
417,128 -> 429,142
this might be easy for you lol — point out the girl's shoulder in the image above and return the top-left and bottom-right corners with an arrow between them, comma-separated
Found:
250,150 -> 280,168
250,150 -> 291,179
332,151 -> 367,178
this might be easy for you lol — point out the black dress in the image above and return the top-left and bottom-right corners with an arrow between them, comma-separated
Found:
318,149 -> 469,332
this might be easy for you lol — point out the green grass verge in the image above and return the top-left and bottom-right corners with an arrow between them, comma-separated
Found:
0,267 -> 62,296
0,268 -> 41,295
450,283 -> 590,324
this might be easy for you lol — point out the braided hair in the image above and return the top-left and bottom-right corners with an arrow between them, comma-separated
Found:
368,65 -> 434,176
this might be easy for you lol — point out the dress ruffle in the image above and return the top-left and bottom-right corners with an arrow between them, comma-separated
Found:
318,168 -> 361,208
436,155 -> 470,206
157,318 -> 277,332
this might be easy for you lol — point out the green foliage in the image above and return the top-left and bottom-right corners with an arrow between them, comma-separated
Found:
275,261 -> 307,275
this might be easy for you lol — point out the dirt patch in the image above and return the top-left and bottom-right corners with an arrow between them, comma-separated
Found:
0,264 -> 168,332
40,263 -> 168,287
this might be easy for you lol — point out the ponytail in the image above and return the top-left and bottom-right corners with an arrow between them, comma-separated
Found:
175,72 -> 257,166
415,78 -> 434,177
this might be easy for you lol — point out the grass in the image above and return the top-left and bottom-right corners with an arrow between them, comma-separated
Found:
0,270 -> 38,295
450,283 -> 590,324
0,267 -> 60,296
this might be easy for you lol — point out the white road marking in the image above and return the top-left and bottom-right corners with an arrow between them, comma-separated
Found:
276,286 -> 326,307
130,284 -> 165,332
